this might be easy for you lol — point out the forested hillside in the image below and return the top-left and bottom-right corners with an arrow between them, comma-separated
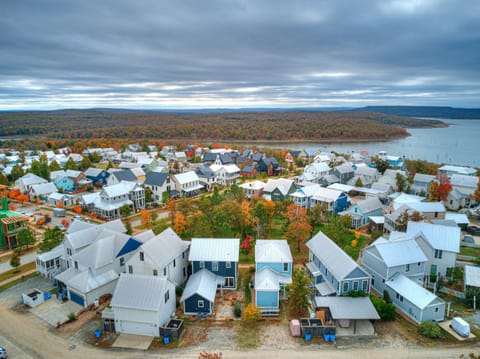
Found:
0,110 -> 445,141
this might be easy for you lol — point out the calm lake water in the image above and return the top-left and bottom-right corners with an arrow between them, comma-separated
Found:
250,119 -> 480,168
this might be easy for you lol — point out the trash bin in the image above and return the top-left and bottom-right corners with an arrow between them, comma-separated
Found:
95,329 -> 101,338
163,336 -> 170,345
323,334 -> 330,342
329,334 -> 335,342
305,333 -> 311,341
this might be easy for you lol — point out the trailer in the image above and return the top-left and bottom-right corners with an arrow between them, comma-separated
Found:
450,317 -> 470,337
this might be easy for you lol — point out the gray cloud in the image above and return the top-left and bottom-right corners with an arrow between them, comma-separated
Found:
0,0 -> 479,109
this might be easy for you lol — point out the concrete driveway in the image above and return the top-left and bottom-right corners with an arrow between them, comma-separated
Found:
30,295 -> 82,326
112,334 -> 153,350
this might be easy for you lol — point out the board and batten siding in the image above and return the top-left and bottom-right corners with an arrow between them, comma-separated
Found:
183,293 -> 212,315
256,290 -> 279,308
192,261 -> 237,288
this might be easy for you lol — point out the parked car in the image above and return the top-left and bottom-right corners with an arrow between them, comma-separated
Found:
462,235 -> 475,244
466,226 -> 480,235
0,346 -> 7,359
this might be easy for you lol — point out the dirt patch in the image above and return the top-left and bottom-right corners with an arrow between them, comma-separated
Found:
59,309 -> 99,333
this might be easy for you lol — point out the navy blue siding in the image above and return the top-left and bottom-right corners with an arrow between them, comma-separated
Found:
184,293 -> 211,314
192,261 -> 236,281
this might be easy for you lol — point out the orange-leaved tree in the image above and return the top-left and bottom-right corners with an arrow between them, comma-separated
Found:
173,212 -> 186,236
140,209 -> 152,229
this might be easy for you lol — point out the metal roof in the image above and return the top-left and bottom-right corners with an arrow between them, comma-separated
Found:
439,165 -> 476,175
68,268 -> 118,293
255,240 -> 292,263
464,265 -> 480,288
180,269 -> 222,303
141,228 -> 189,270
356,197 -> 383,214
189,237 -> 239,262
311,187 -> 344,202
368,238 -> 427,267
413,173 -> 435,183
111,273 -> 173,311
31,182 -> 58,195
314,296 -> 380,320
327,183 -> 354,192
406,221 -> 460,253
386,273 -> 442,309
174,171 -> 199,185
445,213 -> 470,225
144,172 -> 169,186
240,180 -> 265,191
315,281 -> 336,296
263,178 -> 294,195
306,231 -> 366,281
451,174 -> 479,188
255,267 -> 281,291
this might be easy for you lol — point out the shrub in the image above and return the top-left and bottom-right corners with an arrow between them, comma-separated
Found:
418,321 -> 442,339
67,312 -> 76,322
243,303 -> 261,321
370,295 -> 395,321
233,301 -> 242,318
383,290 -> 392,304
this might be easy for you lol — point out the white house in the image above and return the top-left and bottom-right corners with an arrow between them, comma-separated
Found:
110,273 -> 176,337
28,182 -> 58,201
210,163 -> 241,186
172,171 -> 203,197
144,172 -> 171,204
93,181 -> 145,220
15,173 -> 48,194
125,228 -> 189,286
300,162 -> 331,183
447,174 -> 479,211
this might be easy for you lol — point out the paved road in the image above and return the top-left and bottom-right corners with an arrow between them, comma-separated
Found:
0,251 -> 37,274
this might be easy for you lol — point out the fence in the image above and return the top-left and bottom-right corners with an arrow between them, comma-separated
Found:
439,287 -> 466,299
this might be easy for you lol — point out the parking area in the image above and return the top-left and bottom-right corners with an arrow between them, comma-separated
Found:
112,334 -> 153,350
439,320 -> 477,341
30,295 -> 82,326
0,275 -> 54,306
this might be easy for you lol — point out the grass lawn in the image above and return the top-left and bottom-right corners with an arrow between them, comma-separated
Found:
0,262 -> 37,282
460,245 -> 480,258
239,251 -> 254,264
236,321 -> 262,349
267,216 -> 286,239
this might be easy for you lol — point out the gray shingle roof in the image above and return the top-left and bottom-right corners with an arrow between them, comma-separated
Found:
144,172 -> 169,186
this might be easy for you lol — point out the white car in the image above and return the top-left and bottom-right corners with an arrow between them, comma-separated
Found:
0,346 -> 7,359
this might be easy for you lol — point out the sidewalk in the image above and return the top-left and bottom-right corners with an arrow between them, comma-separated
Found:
0,268 -> 37,287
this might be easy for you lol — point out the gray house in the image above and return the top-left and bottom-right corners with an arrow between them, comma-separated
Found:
361,237 -> 427,295
306,231 -> 371,297
411,173 -> 435,196
332,164 -> 354,184
385,273 -> 445,324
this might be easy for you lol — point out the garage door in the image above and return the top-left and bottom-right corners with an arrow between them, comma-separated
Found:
120,321 -> 155,337
69,290 -> 85,307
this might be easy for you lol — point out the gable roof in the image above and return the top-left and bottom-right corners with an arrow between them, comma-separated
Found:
111,273 -> 173,311
255,240 -> 292,263
314,296 -> 380,320
141,228 -> 189,270
189,237 -> 239,262
30,182 -> 58,195
174,171 -> 199,185
112,169 -> 137,182
356,197 -> 383,213
413,173 -> 435,183
68,268 -> 118,293
144,172 -> 169,186
406,221 -> 460,253
334,164 -> 354,174
451,174 -> 479,188
464,265 -> 480,288
386,273 -> 442,309
84,167 -> 106,177
180,269 -> 222,303
261,157 -> 279,167
18,173 -> 48,186
306,231 -> 368,281
367,238 -> 427,267
311,187 -> 344,202
255,267 -> 282,291
263,178 -> 294,194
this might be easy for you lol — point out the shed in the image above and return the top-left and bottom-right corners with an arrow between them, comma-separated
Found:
180,269 -> 223,315
22,288 -> 45,308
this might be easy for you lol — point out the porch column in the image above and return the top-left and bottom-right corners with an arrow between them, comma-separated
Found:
354,319 -> 357,334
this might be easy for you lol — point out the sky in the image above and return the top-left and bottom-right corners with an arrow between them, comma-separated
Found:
1,0 -> 479,110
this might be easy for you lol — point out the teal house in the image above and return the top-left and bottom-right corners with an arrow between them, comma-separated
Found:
254,240 -> 292,316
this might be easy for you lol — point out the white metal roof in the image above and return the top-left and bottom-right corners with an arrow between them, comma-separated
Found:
36,244 -> 64,262
18,173 -> 48,186
413,173 -> 435,183
81,192 -> 100,205
68,268 -> 118,293
255,240 -> 292,263
240,180 -> 265,191
369,216 -> 384,224
451,174 -> 479,188
369,238 -> 427,267
102,181 -> 137,197
255,267 -> 280,291
180,269 -> 222,303
141,228 -> 189,270
439,165 -> 476,175
327,183 -> 354,192
392,193 -> 425,210
174,171 -> 199,185
386,273 -> 442,309
406,221 -> 460,253
314,296 -> 380,320
311,187 -> 344,202
356,197 -> 383,213
111,273 -> 173,311
445,213 -> 470,225
464,265 -> 480,288
263,178 -> 294,195
407,201 -> 446,213
134,230 -> 156,243
31,182 -> 58,195
306,231 -> 366,281
189,237 -> 239,262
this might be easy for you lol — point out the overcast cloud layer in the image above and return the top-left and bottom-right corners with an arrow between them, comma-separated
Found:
1,0 -> 479,110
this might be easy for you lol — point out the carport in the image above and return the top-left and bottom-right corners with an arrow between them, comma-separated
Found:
314,296 -> 380,336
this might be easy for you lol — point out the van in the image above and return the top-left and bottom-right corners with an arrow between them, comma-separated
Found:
450,317 -> 470,337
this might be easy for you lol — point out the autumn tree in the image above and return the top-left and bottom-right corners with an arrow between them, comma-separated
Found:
61,217 -> 71,228
0,171 -> 8,185
243,303 -> 261,321
173,212 -> 186,236
286,268 -> 313,316
395,173 -> 409,193
140,209 -> 152,229
167,198 -> 176,222
436,175 -> 452,201
285,204 -> 312,251
49,160 -> 61,172
428,181 -> 439,201
73,205 -> 82,214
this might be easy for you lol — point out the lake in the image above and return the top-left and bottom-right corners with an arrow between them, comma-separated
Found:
250,119 -> 480,168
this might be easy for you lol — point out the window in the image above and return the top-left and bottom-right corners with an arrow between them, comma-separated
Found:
431,264 -> 437,275
396,293 -> 400,299
406,264 -> 410,272
74,261 -> 78,270
434,250 -> 443,259
400,295 -> 403,302
283,263 -> 289,272
225,261 -> 231,268
182,252 -> 185,259
435,307 -> 438,312
183,267 -> 186,277
153,269 -> 158,276
128,265 -> 133,274
353,281 -> 359,291
164,268 -> 167,276
343,282 -> 349,292
140,252 -> 144,261
434,211 -> 438,218
212,262 -> 218,272
67,248 -> 72,256
164,290 -> 169,303
224,277 -> 234,288
362,280 -> 368,291
199,261 -> 205,269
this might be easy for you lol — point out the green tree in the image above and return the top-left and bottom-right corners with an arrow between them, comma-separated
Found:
370,295 -> 395,321
286,268 -> 313,316
375,159 -> 390,174
88,152 -> 101,163
0,171 -> 9,185
119,204 -> 132,217
354,177 -> 364,187
39,227 -> 64,252
10,164 -> 25,181
10,251 -> 21,272
145,188 -> 153,204
17,227 -> 35,249
79,156 -> 92,171
125,220 -> 133,235
418,321 -> 442,339
49,160 -> 61,172
395,173 -> 409,192
473,177 -> 480,204
64,157 -> 79,170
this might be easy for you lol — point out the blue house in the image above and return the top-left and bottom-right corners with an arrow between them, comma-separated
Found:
310,187 -> 350,213
345,197 -> 383,228
188,237 -> 240,290
180,269 -> 222,315
306,231 -> 371,297
254,240 -> 292,315
257,157 -> 279,176
54,176 -> 75,192
85,167 -> 110,186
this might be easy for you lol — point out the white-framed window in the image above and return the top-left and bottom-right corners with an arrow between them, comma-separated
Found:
406,264 -> 410,272
164,268 -> 167,276
74,261 -> 78,270
128,265 -> 133,274
353,281 -> 359,291
225,261 -> 231,268
140,252 -> 144,261
173,259 -> 176,267
164,290 -> 169,303
119,257 -> 125,266
362,280 -> 368,291
343,282 -> 349,292
283,263 -> 289,272
153,269 -> 158,276
224,277 -> 234,288
199,261 -> 205,269
212,261 -> 219,272
198,300 -> 204,308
